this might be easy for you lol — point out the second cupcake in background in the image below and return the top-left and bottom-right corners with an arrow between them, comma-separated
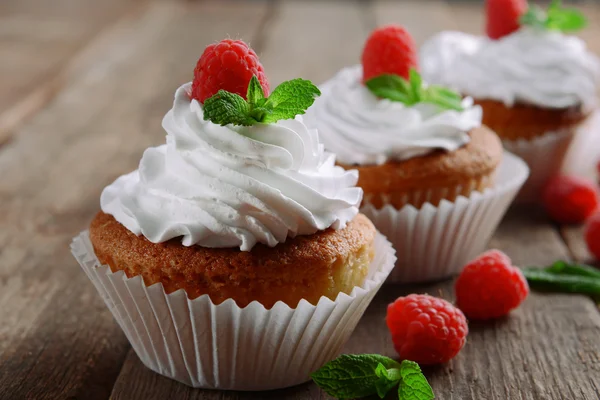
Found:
305,25 -> 529,283
420,0 -> 600,201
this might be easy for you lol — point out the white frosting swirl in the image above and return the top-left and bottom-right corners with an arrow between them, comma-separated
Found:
303,65 -> 482,166
101,83 -> 362,251
420,29 -> 600,109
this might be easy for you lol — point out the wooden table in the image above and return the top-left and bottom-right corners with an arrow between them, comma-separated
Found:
2,1 -> 600,399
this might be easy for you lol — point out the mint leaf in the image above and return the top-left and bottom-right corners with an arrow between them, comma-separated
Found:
262,78 -> 320,123
520,0 -> 587,33
544,260 -> 600,279
522,268 -> 600,295
366,74 -> 413,103
365,69 -> 464,111
202,90 -> 257,126
547,7 -> 587,31
202,76 -> 320,126
246,75 -> 265,106
422,86 -> 464,112
398,360 -> 434,400
311,354 -> 402,399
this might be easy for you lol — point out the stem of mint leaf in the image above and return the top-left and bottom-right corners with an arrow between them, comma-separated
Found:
202,76 -> 320,126
365,69 -> 464,112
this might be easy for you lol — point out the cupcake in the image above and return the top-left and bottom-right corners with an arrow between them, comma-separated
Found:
420,0 -> 600,201
304,25 -> 529,283
72,39 -> 396,390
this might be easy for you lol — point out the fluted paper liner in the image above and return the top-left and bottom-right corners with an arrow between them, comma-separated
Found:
71,231 -> 396,390
563,110 -> 600,180
503,111 -> 598,202
361,152 -> 529,284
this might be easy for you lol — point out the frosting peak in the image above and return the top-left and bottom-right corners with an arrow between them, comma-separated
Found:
101,83 -> 362,251
420,29 -> 600,109
303,66 -> 483,166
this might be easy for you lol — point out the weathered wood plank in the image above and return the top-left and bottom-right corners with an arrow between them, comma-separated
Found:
0,0 -> 142,145
259,0 -> 372,86
0,1 -> 268,399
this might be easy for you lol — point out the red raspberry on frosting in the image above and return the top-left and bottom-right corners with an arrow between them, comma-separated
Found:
361,25 -> 418,82
386,294 -> 468,365
486,0 -> 528,40
455,250 -> 529,320
191,39 -> 270,104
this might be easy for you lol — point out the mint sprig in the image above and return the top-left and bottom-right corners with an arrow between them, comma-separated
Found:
202,76 -> 320,126
365,69 -> 464,112
522,261 -> 600,296
311,354 -> 434,400
520,0 -> 587,33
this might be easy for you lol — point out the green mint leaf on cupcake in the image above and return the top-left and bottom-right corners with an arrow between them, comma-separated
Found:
311,354 -> 434,400
202,90 -> 257,126
261,78 -> 321,123
520,0 -> 587,33
366,69 -> 464,112
398,360 -> 434,400
203,76 -> 320,126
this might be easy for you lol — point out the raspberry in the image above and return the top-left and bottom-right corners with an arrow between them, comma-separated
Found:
386,294 -> 468,365
585,213 -> 600,260
486,0 -> 528,40
542,175 -> 599,224
455,250 -> 529,320
361,25 -> 418,82
191,39 -> 270,104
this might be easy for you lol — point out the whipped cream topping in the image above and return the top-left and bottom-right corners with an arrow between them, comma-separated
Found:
420,29 -> 600,109
303,65 -> 482,166
101,83 -> 362,251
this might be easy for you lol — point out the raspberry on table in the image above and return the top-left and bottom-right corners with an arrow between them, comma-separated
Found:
361,25 -> 418,82
191,39 -> 270,104
542,175 -> 599,225
386,294 -> 468,365
455,250 -> 529,320
585,213 -> 600,260
486,0 -> 528,40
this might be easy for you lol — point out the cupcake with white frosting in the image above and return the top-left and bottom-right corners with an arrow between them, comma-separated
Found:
71,38 -> 395,390
420,0 -> 600,201
305,25 -> 529,283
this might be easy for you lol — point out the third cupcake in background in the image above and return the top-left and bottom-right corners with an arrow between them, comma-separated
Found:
420,0 -> 600,201
304,25 -> 530,283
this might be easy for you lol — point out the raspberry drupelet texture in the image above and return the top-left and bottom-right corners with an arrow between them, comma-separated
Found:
542,175 -> 599,224
361,25 -> 418,82
455,250 -> 529,320
191,39 -> 270,104
486,0 -> 528,40
386,294 -> 468,365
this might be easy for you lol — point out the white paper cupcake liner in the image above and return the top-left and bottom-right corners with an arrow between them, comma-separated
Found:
71,230 -> 396,390
502,112 -> 597,203
360,151 -> 529,284
563,110 -> 600,180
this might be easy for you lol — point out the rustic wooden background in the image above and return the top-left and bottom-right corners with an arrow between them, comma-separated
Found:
1,0 -> 600,399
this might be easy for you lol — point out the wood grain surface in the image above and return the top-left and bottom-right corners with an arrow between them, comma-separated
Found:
1,1 -> 599,399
